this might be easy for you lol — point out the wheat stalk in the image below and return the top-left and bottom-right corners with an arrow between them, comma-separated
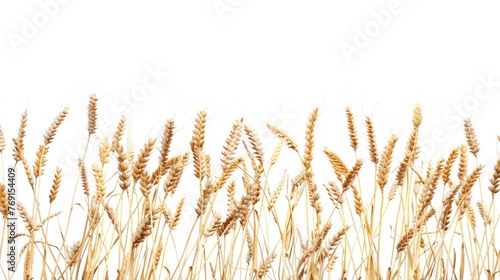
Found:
3,102 -> 500,279
87,93 -> 98,135
267,123 -> 298,152
48,167 -> 62,203
116,145 -> 131,191
190,110 -> 207,179
12,110 -> 28,163
342,159 -> 363,192
464,118 -> 480,157
169,197 -> 185,230
112,116 -> 126,153
0,124 -> 5,154
78,158 -> 90,197
488,159 -> 500,197
0,183 -> 8,218
132,138 -> 155,183
365,116 -> 379,164
442,146 -> 460,185
346,107 -> 358,151
324,148 -> 348,182
377,135 -> 398,192
132,206 -> 160,249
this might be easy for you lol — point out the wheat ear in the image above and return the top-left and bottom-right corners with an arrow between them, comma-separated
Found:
346,107 -> 358,151
44,107 -> 69,146
12,110 -> 28,163
365,116 -> 378,164
0,124 -> 5,154
190,110 -> 207,179
48,167 -> 62,203
489,159 -> 500,196
88,93 -> 98,135
377,135 -> 398,192
464,118 -> 480,157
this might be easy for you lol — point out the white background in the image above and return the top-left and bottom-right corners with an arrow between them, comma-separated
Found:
2,0 -> 500,164
2,0 -> 500,278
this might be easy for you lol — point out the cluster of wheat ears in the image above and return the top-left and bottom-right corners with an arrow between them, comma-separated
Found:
0,94 -> 499,279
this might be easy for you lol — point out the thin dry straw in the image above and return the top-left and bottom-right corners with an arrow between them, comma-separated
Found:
88,93 -> 98,135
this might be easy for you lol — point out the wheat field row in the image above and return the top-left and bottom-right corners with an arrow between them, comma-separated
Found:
0,94 -> 499,279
